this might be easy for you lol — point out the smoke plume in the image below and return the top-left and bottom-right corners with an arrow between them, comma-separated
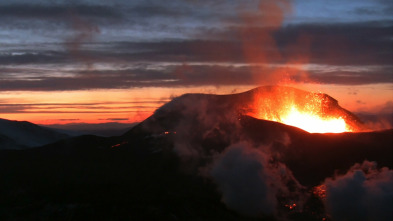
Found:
210,142 -> 304,218
239,0 -> 310,85
322,161 -> 393,221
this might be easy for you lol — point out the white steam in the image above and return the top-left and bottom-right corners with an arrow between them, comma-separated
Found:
323,161 -> 393,221
210,142 -> 304,217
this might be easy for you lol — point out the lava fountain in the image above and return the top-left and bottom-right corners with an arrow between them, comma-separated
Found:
280,106 -> 348,133
245,86 -> 363,133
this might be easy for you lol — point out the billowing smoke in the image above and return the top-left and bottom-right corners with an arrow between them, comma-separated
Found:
64,6 -> 101,71
210,142 -> 304,218
150,90 -> 309,218
322,161 -> 393,221
210,143 -> 276,216
357,101 -> 393,131
158,93 -> 242,152
239,0 -> 310,85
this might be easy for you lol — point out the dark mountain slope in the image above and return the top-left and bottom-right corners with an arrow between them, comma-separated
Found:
0,134 -> 259,221
0,118 -> 70,149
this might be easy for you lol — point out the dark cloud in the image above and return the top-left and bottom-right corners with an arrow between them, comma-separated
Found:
1,62 -> 392,91
104,118 -> 129,121
274,21 -> 393,65
0,65 -> 247,91
0,101 -> 164,107
308,69 -> 393,85
0,51 -> 70,65
352,1 -> 393,16
2,19 -> 391,65
353,8 -> 380,16
5,110 -> 133,114
0,4 -> 122,20
125,5 -> 186,19
0,102 -> 164,114
0,105 -> 27,113
0,1 -> 222,35
0,1 -> 223,22
0,1 -> 391,91
58,119 -> 80,121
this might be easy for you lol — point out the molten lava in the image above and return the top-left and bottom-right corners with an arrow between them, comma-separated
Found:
247,86 -> 356,133
280,106 -> 348,133
254,105 -> 350,133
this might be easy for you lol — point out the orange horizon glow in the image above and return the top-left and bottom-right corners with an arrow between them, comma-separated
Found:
1,84 -> 391,126
0,86 -> 254,125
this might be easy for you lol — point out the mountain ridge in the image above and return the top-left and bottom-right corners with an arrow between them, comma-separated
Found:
0,118 -> 71,149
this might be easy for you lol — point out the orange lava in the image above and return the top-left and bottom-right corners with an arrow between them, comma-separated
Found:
277,106 -> 348,133
313,185 -> 327,199
247,87 -> 354,133
285,203 -> 297,210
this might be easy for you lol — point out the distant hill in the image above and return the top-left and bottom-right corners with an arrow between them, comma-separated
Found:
45,122 -> 138,137
0,118 -> 71,149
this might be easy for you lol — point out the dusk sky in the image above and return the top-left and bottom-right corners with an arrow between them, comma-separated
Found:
0,0 -> 392,124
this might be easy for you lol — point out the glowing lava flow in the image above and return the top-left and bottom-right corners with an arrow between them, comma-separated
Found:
251,104 -> 352,133
280,106 -> 348,133
247,87 -> 356,133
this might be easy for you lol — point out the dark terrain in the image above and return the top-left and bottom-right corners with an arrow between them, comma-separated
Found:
1,86 -> 392,220
0,118 -> 70,150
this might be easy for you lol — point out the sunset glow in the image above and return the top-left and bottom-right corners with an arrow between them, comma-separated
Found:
0,86 -> 254,125
0,0 -> 391,128
1,84 -> 391,126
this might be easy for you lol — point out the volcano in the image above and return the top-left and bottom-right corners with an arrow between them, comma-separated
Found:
0,86 -> 392,220
131,85 -> 365,135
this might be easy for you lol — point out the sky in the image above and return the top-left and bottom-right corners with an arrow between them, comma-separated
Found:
0,0 -> 392,124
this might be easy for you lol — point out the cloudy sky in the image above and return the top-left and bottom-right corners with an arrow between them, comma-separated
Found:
0,0 -> 392,124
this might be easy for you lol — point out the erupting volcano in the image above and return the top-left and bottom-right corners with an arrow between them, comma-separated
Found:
279,106 -> 348,133
245,86 -> 364,133
1,86 -> 392,221
1,0 -> 392,219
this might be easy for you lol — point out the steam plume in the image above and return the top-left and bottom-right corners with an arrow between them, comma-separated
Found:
322,161 -> 393,221
240,0 -> 309,85
210,142 -> 304,218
